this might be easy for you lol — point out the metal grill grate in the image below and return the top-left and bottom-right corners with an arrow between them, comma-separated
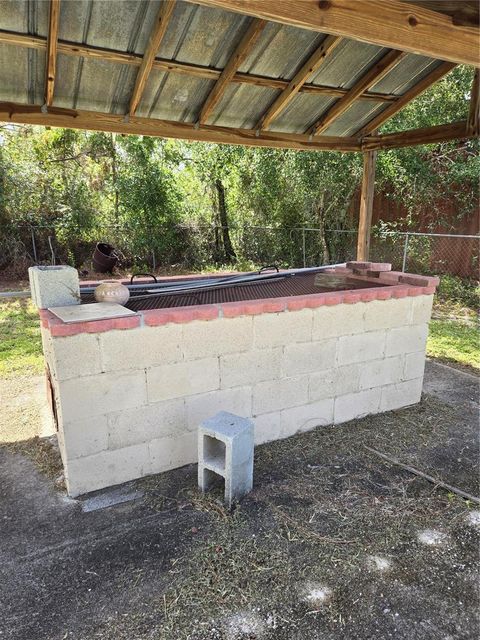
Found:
80,272 -> 386,312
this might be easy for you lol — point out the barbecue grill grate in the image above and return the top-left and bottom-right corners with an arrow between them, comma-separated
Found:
80,272 -> 386,312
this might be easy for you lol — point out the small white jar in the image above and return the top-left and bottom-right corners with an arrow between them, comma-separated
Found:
94,280 -> 130,305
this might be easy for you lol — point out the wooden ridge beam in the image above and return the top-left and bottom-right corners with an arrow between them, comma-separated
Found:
467,69 -> 479,136
129,0 -> 175,115
0,102 -> 362,152
362,121 -> 473,150
45,0 -> 60,106
0,30 -> 398,103
257,34 -> 341,131
310,49 -> 406,136
356,61 -> 456,137
198,18 -> 266,124
192,0 -> 480,67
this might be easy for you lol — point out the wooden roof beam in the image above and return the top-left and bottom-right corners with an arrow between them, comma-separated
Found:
0,30 -> 399,103
129,0 -> 176,116
0,102 -> 362,152
256,34 -> 341,131
362,121 -> 474,150
467,69 -> 479,136
310,49 -> 406,136
356,61 -> 456,138
45,0 -> 60,106
198,18 -> 267,125
192,0 -> 480,67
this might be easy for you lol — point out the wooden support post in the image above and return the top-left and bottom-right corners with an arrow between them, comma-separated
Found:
356,150 -> 377,261
468,69 -> 479,137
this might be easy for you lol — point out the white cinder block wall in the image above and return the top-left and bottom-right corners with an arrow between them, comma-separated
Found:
44,294 -> 433,496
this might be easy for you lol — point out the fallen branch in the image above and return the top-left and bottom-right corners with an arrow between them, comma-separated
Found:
364,445 -> 480,505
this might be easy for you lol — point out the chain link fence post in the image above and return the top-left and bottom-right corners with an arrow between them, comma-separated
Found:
401,232 -> 410,272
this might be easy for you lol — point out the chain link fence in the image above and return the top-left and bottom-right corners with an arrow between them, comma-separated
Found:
2,223 -> 478,279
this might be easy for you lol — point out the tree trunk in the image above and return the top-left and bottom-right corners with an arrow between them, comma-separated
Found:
315,193 -> 331,264
215,178 -> 236,262
110,133 -> 119,223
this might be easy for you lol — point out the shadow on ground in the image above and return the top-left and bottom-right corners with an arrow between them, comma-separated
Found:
0,361 -> 478,640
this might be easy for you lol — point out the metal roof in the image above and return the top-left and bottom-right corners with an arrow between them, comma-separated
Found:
0,0 -> 475,150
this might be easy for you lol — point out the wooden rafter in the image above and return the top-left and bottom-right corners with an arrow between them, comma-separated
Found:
0,30 -> 398,104
362,121 -> 473,150
356,61 -> 456,138
0,102 -> 362,152
310,49 -> 406,136
467,69 -> 480,137
129,0 -> 176,116
192,0 -> 480,67
257,34 -> 341,131
198,18 -> 266,125
45,0 -> 60,106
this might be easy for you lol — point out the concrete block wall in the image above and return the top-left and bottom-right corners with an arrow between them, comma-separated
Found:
42,290 -> 434,496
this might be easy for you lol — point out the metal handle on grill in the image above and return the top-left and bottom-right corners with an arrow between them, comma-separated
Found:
258,264 -> 279,274
130,273 -> 158,284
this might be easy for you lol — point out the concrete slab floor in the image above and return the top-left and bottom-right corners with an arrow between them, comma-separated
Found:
0,361 -> 478,640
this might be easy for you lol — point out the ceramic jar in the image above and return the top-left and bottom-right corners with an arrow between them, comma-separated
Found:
94,280 -> 130,305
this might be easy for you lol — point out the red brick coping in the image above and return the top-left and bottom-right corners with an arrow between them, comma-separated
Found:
39,263 -> 439,337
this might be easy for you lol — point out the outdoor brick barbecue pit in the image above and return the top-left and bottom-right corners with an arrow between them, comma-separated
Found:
33,263 -> 438,497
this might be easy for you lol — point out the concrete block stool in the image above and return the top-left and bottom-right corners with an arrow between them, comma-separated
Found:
198,411 -> 254,508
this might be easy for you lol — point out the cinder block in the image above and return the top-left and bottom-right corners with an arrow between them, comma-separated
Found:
337,331 -> 386,366
380,378 -> 423,411
186,387 -> 252,431
147,357 -> 219,403
59,369 -> 148,422
220,348 -> 282,389
385,324 -> 428,357
359,356 -> 404,390
281,398 -> 334,438
363,298 -> 413,331
61,415 -> 108,459
107,397 -> 186,449
65,442 -> 151,496
312,303 -> 366,340
182,317 -> 253,360
198,411 -> 254,508
100,325 -> 182,372
254,309 -> 312,348
308,369 -> 336,401
334,388 -> 382,424
404,351 -> 426,381
29,265 -> 80,309
283,339 -> 336,376
332,364 -> 362,397
411,295 -> 434,325
51,333 -> 102,381
253,375 -> 309,414
149,431 -> 197,473
253,411 -> 282,445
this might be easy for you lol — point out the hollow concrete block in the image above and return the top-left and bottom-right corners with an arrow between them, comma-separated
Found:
198,411 -> 254,508
29,265 -> 80,309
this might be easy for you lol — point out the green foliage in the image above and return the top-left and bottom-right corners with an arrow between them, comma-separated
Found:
0,299 -> 43,378
435,275 -> 480,310
427,319 -> 479,371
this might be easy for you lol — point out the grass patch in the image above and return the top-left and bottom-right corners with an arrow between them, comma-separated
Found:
427,318 -> 479,371
0,299 -> 43,378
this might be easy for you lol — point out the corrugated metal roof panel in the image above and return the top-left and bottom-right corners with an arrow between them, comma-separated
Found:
321,101 -> 388,137
271,93 -> 337,134
0,0 -> 48,36
211,83 -> 278,129
310,39 -> 387,89
370,55 -> 443,95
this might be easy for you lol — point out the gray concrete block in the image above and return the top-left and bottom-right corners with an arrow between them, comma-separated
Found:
198,411 -> 254,508
29,265 -> 80,309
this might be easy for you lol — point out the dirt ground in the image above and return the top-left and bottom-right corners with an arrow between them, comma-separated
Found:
0,361 -> 478,640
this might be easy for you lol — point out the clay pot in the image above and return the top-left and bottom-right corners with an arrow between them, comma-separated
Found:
92,243 -> 118,273
94,280 -> 130,305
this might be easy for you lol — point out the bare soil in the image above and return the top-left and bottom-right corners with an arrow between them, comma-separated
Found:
0,362 -> 478,640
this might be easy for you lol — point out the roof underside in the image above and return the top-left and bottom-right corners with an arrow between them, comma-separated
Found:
0,0 -> 478,150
